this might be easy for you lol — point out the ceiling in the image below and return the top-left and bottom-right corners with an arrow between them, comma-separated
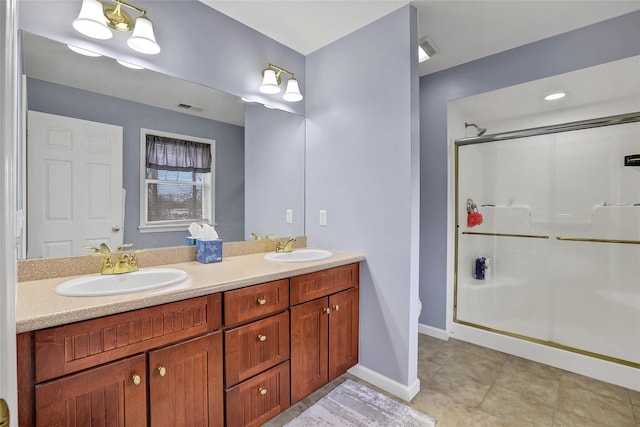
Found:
200,0 -> 640,76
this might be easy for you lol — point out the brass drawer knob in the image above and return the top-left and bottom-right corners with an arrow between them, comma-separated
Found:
132,374 -> 141,386
257,334 -> 267,342
257,298 -> 267,305
333,305 -> 340,311
323,307 -> 331,314
158,366 -> 167,377
258,387 -> 268,395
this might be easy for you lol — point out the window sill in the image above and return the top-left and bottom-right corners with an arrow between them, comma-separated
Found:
138,223 -> 196,233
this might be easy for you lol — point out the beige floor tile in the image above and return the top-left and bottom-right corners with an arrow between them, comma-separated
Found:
553,409 -> 626,427
560,371 -> 631,403
410,388 -> 475,427
503,355 -> 564,380
633,404 -> 640,426
448,338 -> 509,364
444,350 -> 503,384
557,386 -> 635,426
493,369 -> 559,407
470,410 -> 536,427
420,336 -> 456,366
418,359 -> 442,382
630,389 -> 640,406
429,365 -> 492,407
480,384 -> 555,427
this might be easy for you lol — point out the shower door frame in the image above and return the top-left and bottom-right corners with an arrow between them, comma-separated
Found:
452,111 -> 640,370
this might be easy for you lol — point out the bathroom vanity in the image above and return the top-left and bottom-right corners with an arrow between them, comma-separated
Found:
15,250 -> 363,427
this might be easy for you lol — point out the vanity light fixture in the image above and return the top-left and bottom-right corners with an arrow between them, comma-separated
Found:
72,0 -> 161,55
67,44 -> 102,57
116,59 -> 144,69
418,37 -> 436,63
544,92 -> 566,101
259,63 -> 304,102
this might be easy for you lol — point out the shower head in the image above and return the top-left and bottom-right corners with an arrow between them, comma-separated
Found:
465,122 -> 487,136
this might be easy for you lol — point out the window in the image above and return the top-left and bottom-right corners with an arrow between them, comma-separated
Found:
139,129 -> 215,232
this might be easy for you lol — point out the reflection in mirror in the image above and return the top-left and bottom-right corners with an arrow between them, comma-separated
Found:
20,32 -> 305,259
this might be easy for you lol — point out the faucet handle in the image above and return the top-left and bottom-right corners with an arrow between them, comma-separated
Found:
116,243 -> 134,252
84,246 -> 101,253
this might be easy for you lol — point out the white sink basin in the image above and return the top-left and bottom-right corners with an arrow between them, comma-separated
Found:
264,249 -> 333,262
55,268 -> 190,297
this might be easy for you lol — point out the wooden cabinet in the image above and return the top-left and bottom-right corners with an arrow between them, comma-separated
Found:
19,295 -> 223,427
17,261 -> 360,426
223,283 -> 291,425
149,333 -> 223,427
290,264 -> 359,404
224,311 -> 289,386
35,354 -> 147,426
225,361 -> 290,427
224,279 -> 289,325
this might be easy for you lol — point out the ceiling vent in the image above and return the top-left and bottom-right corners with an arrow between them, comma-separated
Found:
177,103 -> 204,112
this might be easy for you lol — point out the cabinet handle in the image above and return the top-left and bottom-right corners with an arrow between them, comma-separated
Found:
257,334 -> 267,342
323,307 -> 331,314
257,298 -> 267,305
333,305 -> 340,311
158,366 -> 167,377
131,374 -> 141,386
258,387 -> 268,395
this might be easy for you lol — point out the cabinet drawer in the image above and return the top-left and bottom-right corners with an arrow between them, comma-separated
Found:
34,294 -> 222,383
290,263 -> 359,305
224,311 -> 289,386
224,279 -> 289,326
225,361 -> 290,427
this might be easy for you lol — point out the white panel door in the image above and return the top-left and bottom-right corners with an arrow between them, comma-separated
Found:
27,111 -> 123,258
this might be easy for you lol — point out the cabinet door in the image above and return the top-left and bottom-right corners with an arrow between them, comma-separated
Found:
35,354 -> 147,427
328,288 -> 359,380
290,297 -> 329,404
149,332 -> 223,427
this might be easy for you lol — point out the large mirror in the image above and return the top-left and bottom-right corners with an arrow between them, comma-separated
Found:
20,32 -> 305,259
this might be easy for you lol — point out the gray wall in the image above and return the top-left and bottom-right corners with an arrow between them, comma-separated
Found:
27,77 -> 245,248
419,10 -> 640,329
305,6 -> 421,389
245,104 -> 305,240
18,0 -> 305,116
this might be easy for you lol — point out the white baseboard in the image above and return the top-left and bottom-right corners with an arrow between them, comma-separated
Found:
348,364 -> 420,402
418,323 -> 448,340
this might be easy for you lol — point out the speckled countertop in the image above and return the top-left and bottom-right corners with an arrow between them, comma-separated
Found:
16,249 -> 365,333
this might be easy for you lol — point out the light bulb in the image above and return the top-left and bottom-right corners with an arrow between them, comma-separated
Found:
127,15 -> 161,55
72,0 -> 113,40
259,69 -> 281,94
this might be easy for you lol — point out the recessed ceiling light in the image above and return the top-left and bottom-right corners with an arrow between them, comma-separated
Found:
544,92 -> 566,101
418,37 -> 436,63
67,44 -> 101,57
116,59 -> 144,70
241,98 -> 254,103
264,104 -> 277,109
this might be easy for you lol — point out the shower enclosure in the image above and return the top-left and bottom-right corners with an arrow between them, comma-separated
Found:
454,113 -> 640,369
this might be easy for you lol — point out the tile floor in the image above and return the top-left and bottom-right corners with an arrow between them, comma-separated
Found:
265,334 -> 640,426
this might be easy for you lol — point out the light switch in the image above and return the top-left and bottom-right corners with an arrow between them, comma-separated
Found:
286,209 -> 293,224
319,209 -> 328,226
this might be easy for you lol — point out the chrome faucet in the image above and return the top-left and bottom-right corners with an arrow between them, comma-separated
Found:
85,243 -> 146,274
273,237 -> 297,253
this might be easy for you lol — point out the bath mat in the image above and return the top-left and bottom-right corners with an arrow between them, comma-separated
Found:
284,379 -> 436,427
